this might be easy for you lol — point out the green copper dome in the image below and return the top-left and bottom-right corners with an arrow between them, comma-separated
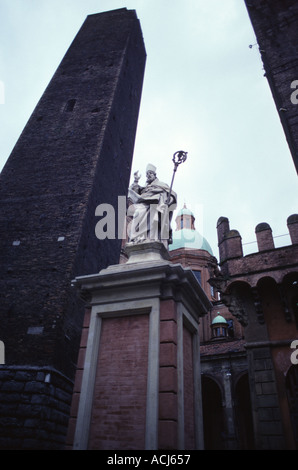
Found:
211,314 -> 227,325
169,228 -> 213,254
176,206 -> 194,217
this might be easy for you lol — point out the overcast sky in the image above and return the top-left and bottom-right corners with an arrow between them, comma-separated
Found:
0,0 -> 297,259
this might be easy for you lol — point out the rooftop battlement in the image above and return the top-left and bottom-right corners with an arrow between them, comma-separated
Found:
217,214 -> 298,265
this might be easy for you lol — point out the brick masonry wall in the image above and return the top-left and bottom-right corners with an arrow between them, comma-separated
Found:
68,298 -> 202,450
65,307 -> 90,449
88,314 -> 149,450
183,326 -> 195,450
221,244 -> 298,280
247,347 -> 285,450
159,299 -> 178,449
257,278 -> 297,448
0,365 -> 73,449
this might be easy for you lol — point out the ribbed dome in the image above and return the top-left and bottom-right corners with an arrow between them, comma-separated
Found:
211,314 -> 227,325
170,228 -> 213,254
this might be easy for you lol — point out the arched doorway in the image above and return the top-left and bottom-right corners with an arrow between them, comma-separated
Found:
234,374 -> 254,449
201,376 -> 225,449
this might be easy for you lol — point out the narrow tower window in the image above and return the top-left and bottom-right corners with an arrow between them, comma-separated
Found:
192,270 -> 201,285
65,99 -> 76,112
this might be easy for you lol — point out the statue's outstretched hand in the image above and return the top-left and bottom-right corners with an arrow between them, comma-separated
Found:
133,171 -> 141,183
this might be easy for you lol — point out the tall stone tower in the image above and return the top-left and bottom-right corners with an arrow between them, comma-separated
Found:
0,9 -> 146,449
244,0 -> 298,173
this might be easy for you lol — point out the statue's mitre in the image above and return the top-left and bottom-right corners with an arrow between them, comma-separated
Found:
146,163 -> 157,173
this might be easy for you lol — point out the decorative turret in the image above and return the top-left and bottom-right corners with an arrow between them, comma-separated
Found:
211,313 -> 228,340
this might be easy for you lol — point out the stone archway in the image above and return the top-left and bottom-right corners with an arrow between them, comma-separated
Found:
201,375 -> 225,449
234,373 -> 255,449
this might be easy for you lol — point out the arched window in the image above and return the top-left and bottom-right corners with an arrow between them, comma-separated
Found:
227,319 -> 234,338
64,99 -> 76,112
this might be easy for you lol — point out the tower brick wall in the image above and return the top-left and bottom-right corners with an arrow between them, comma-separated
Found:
0,8 -> 146,378
244,0 -> 298,173
0,9 -> 146,449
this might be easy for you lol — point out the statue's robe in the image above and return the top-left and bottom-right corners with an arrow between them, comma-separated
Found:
128,178 -> 177,244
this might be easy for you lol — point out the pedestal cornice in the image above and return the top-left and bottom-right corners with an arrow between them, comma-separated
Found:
72,242 -> 212,318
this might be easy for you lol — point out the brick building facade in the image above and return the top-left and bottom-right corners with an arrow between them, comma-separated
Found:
209,214 -> 298,449
169,207 -> 251,450
67,204 -> 298,450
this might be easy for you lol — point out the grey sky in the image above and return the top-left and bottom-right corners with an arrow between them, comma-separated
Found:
0,0 -> 297,259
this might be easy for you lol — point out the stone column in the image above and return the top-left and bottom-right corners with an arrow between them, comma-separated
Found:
222,369 -> 237,449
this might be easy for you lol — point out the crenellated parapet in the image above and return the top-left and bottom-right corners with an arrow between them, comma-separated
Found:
209,214 -> 298,326
216,214 -> 298,280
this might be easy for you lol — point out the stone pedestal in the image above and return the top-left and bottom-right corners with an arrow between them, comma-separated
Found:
67,242 -> 211,450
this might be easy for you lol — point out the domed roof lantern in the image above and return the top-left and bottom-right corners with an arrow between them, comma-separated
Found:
169,204 -> 213,255
211,313 -> 228,340
175,203 -> 195,230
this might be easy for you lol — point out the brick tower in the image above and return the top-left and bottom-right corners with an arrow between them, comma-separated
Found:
244,0 -> 298,173
0,9 -> 146,449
